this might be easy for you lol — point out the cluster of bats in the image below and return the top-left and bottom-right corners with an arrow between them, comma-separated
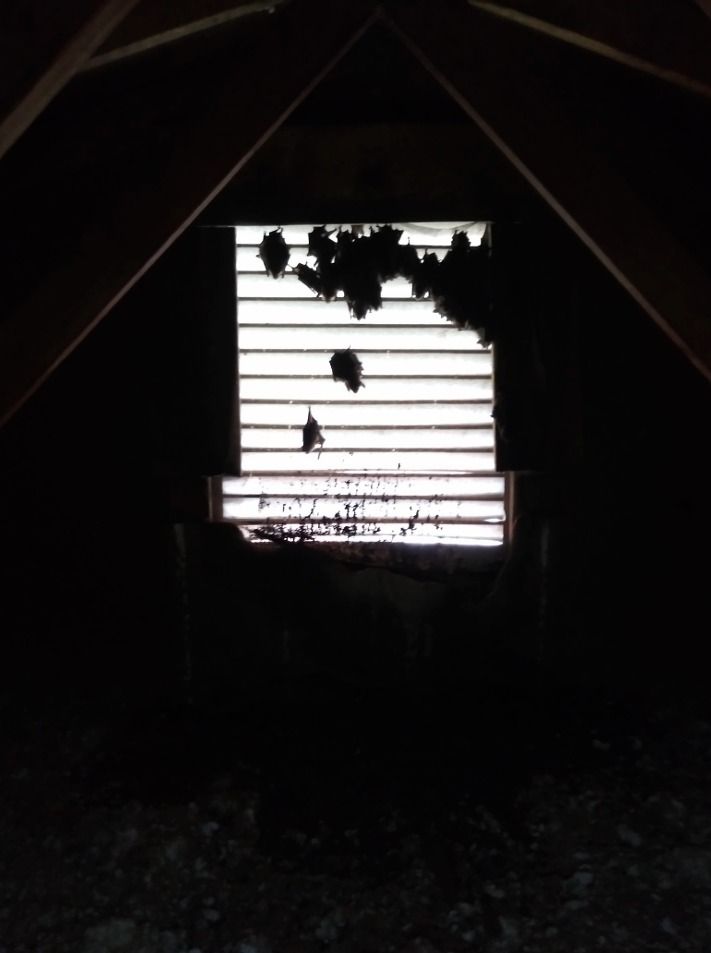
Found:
257,224 -> 493,454
259,224 -> 493,335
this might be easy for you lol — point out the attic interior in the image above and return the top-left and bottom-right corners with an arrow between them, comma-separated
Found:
1,2 -> 710,950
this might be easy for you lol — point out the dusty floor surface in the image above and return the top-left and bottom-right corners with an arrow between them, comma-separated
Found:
1,682 -> 710,953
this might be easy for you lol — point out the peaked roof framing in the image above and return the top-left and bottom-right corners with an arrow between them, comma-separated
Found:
0,0 -> 377,427
468,0 -> 711,101
0,0 -> 708,428
0,0 -> 140,161
85,0 -> 288,71
384,1 -> 711,384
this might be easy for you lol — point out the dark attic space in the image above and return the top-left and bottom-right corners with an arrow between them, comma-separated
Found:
1,2 -> 711,951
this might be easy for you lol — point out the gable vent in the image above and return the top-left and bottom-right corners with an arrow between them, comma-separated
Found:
222,223 -> 505,545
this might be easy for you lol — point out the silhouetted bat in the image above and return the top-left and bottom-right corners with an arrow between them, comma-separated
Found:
294,263 -> 323,297
302,407 -> 325,453
329,349 -> 365,393
319,262 -> 341,302
433,231 -> 494,342
258,227 -> 290,278
396,242 -> 420,281
307,226 -> 337,270
411,251 -> 440,299
338,233 -> 382,319
369,224 -> 403,282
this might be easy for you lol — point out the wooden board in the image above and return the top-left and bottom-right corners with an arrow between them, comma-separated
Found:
0,0 -> 140,160
0,0 -> 378,426
384,1 -> 711,383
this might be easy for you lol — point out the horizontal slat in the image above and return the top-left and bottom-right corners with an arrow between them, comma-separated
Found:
242,428 -> 494,451
235,521 -> 504,544
236,227 -> 318,245
223,496 -> 504,522
238,273 -> 440,300
242,399 -> 489,404
237,243 -> 308,261
239,325 -> 481,350
247,375 -> 490,380
239,376 -> 493,402
241,426 -> 494,450
239,350 -> 492,375
241,449 -> 496,473
239,402 -> 494,426
240,515 -> 501,526
237,245 -> 459,269
237,298 -> 453,326
236,226 -> 344,246
235,223 -> 485,246
223,474 -> 505,498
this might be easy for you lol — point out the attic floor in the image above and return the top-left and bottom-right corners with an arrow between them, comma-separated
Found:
1,683 -> 710,953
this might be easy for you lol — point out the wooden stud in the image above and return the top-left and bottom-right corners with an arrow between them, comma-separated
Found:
0,0 -> 141,160
383,2 -> 711,383
468,0 -> 711,100
693,0 -> 711,23
0,1 -> 378,427
86,0 -> 288,70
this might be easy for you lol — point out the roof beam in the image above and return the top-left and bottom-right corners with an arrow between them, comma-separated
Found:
86,0 -> 288,70
200,121 -> 532,225
384,2 -> 711,382
469,0 -> 711,101
0,0 -> 140,161
0,0 -> 377,427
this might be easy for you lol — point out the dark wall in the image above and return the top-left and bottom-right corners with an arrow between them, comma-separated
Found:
0,228 -> 236,701
491,222 -> 711,692
574,253 -> 711,690
2,10 -> 709,707
0,299 -> 168,698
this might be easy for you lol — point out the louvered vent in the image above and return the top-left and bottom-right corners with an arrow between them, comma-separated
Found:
222,223 -> 505,545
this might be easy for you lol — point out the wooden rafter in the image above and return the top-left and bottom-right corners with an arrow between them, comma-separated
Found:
86,0 -> 288,70
0,0 -> 378,427
0,0 -> 140,161
383,2 -> 711,382
200,121 -> 532,225
468,0 -> 711,100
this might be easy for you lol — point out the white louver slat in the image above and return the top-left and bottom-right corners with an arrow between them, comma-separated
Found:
222,223 -> 504,546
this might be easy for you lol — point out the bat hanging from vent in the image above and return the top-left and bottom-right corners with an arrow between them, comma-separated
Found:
301,407 -> 325,455
262,224 -> 496,342
258,227 -> 290,278
329,348 -> 365,393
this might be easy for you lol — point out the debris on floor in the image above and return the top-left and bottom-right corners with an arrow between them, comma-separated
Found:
1,689 -> 709,953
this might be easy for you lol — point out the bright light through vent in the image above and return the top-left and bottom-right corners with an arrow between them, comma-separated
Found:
221,223 -> 505,546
